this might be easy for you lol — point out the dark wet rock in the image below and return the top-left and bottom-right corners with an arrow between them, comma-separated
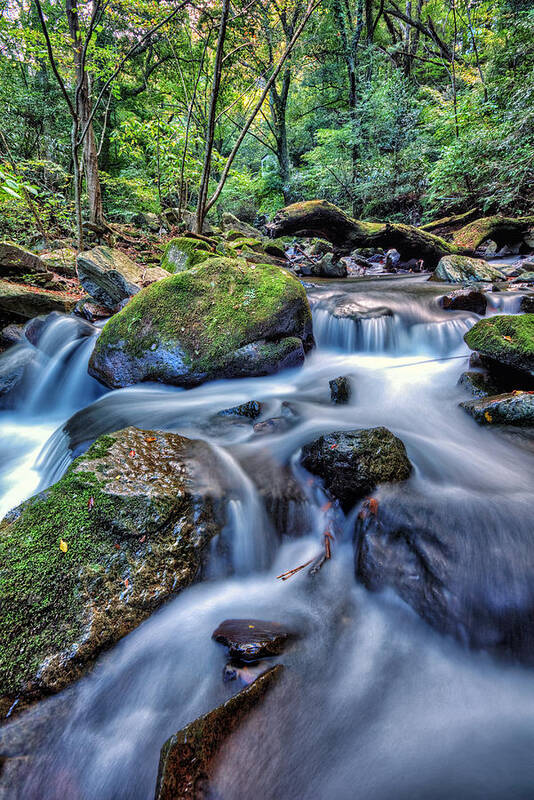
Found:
74,295 -> 110,322
76,246 -> 168,310
0,280 -> 77,321
301,428 -> 412,510
439,288 -> 487,315
0,323 -> 24,351
460,391 -> 534,425
218,400 -> 263,419
520,295 -> 534,313
0,242 -> 48,278
222,660 -> 269,686
354,490 -> 534,660
329,375 -> 352,404
253,416 -> 294,436
0,427 -> 225,715
457,370 -> 500,398
154,665 -> 282,800
263,240 -> 286,259
24,312 -> 96,348
212,619 -> 296,661
0,346 -> 33,399
464,314 -> 534,375
431,255 -> 503,284
89,258 -> 313,389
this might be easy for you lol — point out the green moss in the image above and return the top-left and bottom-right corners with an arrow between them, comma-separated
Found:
0,465 -> 120,696
464,314 -> 534,372
160,237 -> 213,273
94,257 -> 310,374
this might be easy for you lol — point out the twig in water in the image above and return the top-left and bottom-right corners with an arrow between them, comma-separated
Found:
276,557 -> 316,581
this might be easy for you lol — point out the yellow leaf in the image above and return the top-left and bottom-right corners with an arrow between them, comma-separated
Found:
59,539 -> 68,553
484,411 -> 493,423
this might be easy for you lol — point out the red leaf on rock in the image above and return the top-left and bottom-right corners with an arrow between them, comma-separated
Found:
129,449 -> 136,457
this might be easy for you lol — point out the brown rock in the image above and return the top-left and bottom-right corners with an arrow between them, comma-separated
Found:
212,619 -> 296,661
154,665 -> 282,800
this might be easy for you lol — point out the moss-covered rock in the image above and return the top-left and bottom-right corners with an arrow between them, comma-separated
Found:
301,427 -> 412,510
431,254 -> 503,283
221,213 -> 263,239
160,237 -> 213,273
457,370 -> 499,399
89,257 -> 313,389
155,665 -> 282,800
453,215 -> 534,250
0,427 -> 225,713
464,314 -> 534,375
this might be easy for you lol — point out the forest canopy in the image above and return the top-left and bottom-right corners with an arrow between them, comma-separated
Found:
1,0 -> 533,246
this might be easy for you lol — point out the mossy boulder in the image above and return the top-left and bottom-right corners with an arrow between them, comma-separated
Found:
431,254 -> 503,284
301,427 -> 412,510
221,213 -> 263,239
0,427 -> 225,713
0,242 -> 48,278
89,257 -> 313,389
460,391 -> 534,425
464,314 -> 534,375
160,237 -> 213,273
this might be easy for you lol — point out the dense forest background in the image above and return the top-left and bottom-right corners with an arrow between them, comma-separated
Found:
1,0 -> 533,246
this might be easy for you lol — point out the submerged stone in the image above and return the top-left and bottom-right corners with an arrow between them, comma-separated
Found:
439,288 -> 487,315
0,427 -> 225,714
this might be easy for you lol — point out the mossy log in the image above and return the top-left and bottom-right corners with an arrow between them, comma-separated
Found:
267,200 -> 468,268
453,215 -> 534,250
419,208 -> 479,235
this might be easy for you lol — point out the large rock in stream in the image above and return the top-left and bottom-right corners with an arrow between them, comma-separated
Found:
0,427 -> 225,714
464,314 -> 534,376
354,487 -> 534,660
301,428 -> 412,510
89,257 -> 313,388
460,391 -> 534,425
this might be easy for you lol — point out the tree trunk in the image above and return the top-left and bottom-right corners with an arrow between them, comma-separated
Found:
80,73 -> 104,226
267,199 -> 470,267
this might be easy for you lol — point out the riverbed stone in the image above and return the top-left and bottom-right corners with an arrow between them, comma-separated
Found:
301,427 -> 412,510
212,619 -> 296,661
0,426 -> 225,715
439,288 -> 487,315
89,258 -> 313,389
464,314 -> 534,375
457,370 -> 500,398
76,246 -> 169,309
460,391 -> 534,425
431,255 -> 503,283
154,665 -> 282,800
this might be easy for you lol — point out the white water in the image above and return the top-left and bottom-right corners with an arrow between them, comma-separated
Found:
2,276 -> 534,799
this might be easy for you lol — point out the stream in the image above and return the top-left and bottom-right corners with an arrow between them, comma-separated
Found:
2,274 -> 534,799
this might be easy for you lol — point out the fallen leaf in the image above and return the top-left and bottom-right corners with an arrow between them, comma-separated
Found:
59,539 -> 68,553
484,411 -> 493,422
503,335 -> 513,342
368,498 -> 379,515
321,501 -> 332,512
139,535 -> 146,543
114,543 -> 120,550
145,437 -> 156,443
124,578 -> 129,588
87,496 -> 94,510
330,443 -> 338,450
129,449 -> 136,458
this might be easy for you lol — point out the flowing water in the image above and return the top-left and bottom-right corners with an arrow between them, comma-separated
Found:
2,275 -> 534,799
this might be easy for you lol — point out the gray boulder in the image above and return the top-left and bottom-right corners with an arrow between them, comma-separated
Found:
431,254 -> 503,283
76,246 -> 169,310
460,391 -> 534,425
0,242 -> 48,278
